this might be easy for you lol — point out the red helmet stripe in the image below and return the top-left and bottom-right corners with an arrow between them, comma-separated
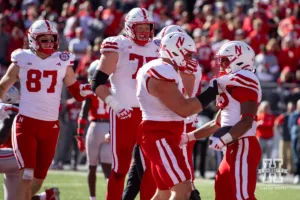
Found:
141,8 -> 147,20
44,20 -> 51,31
161,26 -> 168,37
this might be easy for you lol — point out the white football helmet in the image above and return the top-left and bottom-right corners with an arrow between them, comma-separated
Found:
124,8 -> 154,46
87,60 -> 99,83
160,32 -> 196,67
4,86 -> 20,104
215,41 -> 255,74
28,20 -> 59,55
156,25 -> 187,39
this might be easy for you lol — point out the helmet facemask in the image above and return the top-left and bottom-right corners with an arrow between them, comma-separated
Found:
35,34 -> 59,55
124,8 -> 155,46
27,20 -> 60,56
130,22 -> 154,46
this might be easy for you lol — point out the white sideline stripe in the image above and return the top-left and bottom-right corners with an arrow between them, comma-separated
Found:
139,147 -> 146,170
161,138 -> 186,181
156,140 -> 178,185
182,144 -> 192,179
242,138 -> 249,199
111,110 -> 118,171
12,114 -> 24,168
109,110 -> 114,169
235,139 -> 243,200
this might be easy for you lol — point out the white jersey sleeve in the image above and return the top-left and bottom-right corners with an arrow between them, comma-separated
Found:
147,63 -> 180,84
217,70 -> 261,99
100,36 -> 123,54
11,49 -> 26,67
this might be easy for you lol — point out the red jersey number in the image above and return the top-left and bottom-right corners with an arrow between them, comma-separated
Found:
130,53 -> 157,79
26,69 -> 58,93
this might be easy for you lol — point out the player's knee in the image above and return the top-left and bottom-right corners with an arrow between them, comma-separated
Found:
171,180 -> 192,200
22,168 -> 34,180
154,190 -> 171,200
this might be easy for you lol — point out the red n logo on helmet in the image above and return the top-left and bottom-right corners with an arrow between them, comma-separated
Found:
235,45 -> 242,56
176,37 -> 185,48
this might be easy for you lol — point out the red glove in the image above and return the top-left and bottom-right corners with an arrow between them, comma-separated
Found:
75,136 -> 85,152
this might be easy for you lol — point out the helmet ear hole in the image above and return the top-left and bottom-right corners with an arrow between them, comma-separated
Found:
236,62 -> 243,66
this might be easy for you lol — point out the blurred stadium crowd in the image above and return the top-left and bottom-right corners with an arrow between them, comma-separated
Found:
0,0 -> 300,183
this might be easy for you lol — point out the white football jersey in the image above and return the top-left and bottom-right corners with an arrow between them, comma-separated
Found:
100,35 -> 160,107
216,70 -> 262,138
136,59 -> 184,121
11,49 -> 75,121
185,63 -> 202,124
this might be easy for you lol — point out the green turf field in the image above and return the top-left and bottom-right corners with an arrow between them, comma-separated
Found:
0,170 -> 299,200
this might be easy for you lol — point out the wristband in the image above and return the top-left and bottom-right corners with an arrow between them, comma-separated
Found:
105,95 -> 120,111
220,133 -> 233,144
187,132 -> 196,141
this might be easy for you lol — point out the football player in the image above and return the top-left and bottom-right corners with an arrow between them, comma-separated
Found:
0,20 -> 93,200
125,25 -> 202,199
76,60 -> 112,200
181,41 -> 262,200
136,31 -> 223,199
0,86 -> 60,200
91,8 -> 159,200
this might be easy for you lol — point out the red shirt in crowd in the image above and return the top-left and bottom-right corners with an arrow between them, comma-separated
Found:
196,43 -> 214,74
256,113 -> 276,139
247,30 -> 268,54
102,9 -> 123,37
278,47 -> 299,72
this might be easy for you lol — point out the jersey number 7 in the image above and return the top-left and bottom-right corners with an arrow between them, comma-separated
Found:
130,53 -> 157,79
26,69 -> 57,93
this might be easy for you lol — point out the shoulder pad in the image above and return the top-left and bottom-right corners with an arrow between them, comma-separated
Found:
100,36 -> 123,53
11,49 -> 25,63
148,63 -> 179,83
218,71 -> 260,92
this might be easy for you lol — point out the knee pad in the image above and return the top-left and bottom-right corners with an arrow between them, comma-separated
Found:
22,169 -> 34,180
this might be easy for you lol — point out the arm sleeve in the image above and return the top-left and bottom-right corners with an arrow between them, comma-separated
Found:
147,65 -> 178,83
100,36 -> 120,54
275,114 -> 284,125
228,86 -> 258,103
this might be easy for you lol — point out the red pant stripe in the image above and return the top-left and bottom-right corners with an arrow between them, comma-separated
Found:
155,139 -> 179,185
11,114 -> 24,168
241,138 -> 250,199
161,138 -> 186,182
